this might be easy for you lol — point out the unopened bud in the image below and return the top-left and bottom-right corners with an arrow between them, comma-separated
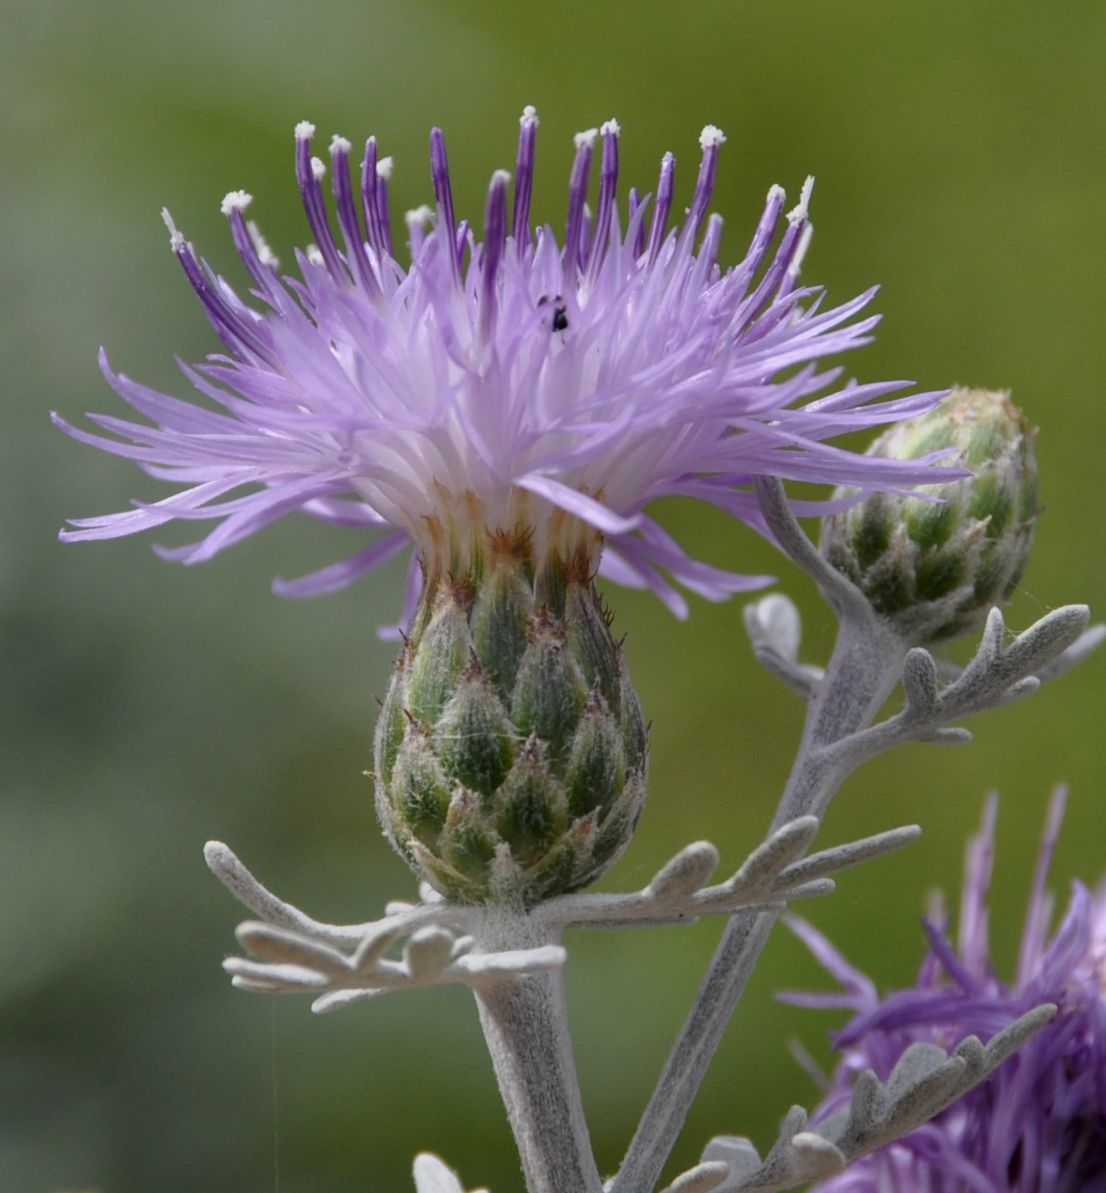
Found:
821,388 -> 1038,641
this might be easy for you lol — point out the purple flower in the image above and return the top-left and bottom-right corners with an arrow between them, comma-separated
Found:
783,788 -> 1106,1193
56,108 -> 952,624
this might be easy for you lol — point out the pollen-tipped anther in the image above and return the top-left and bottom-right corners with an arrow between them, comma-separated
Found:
220,190 -> 253,216
788,175 -> 815,225
513,107 -> 539,248
429,128 -> 460,281
481,171 -> 510,338
586,119 -> 621,281
160,207 -> 185,251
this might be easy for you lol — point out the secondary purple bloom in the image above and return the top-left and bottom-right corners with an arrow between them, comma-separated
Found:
784,788 -> 1106,1193
57,108 -> 952,623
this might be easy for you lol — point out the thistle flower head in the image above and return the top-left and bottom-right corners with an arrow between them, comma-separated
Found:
57,108 -> 954,624
785,788 -> 1106,1193
821,387 -> 1038,642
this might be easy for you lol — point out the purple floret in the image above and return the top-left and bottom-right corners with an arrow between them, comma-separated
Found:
57,107 -> 956,622
784,788 -> 1106,1192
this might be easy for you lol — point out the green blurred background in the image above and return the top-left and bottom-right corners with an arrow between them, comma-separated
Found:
3,1 -> 1104,1190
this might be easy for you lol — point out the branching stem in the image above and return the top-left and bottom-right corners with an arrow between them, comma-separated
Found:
613,610 -> 905,1193
612,481 -> 912,1193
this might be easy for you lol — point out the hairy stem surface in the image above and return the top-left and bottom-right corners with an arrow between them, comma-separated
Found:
473,912 -> 603,1193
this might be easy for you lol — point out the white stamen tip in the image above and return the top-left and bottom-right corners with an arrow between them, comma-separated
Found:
247,220 -> 279,268
574,127 -> 599,150
699,124 -> 727,149
305,244 -> 325,265
329,134 -> 352,155
376,156 -> 395,181
491,169 -> 512,188
787,223 -> 814,278
767,183 -> 787,205
520,104 -> 539,126
310,156 -> 326,181
600,118 -> 621,138
294,120 -> 316,141
405,204 -> 435,228
788,175 -> 815,223
160,207 -> 185,251
220,189 -> 253,216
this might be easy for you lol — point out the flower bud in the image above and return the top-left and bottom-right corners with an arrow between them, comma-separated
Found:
821,388 -> 1038,641
374,535 -> 647,908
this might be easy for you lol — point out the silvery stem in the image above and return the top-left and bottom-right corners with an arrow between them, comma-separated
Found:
472,912 -> 604,1193
770,610 -> 906,826
613,610 -> 907,1193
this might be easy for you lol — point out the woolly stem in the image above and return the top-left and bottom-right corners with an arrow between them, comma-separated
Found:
473,912 -> 604,1193
771,611 -> 907,826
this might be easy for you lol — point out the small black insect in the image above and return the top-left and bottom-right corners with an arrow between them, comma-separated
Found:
538,294 -> 570,333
